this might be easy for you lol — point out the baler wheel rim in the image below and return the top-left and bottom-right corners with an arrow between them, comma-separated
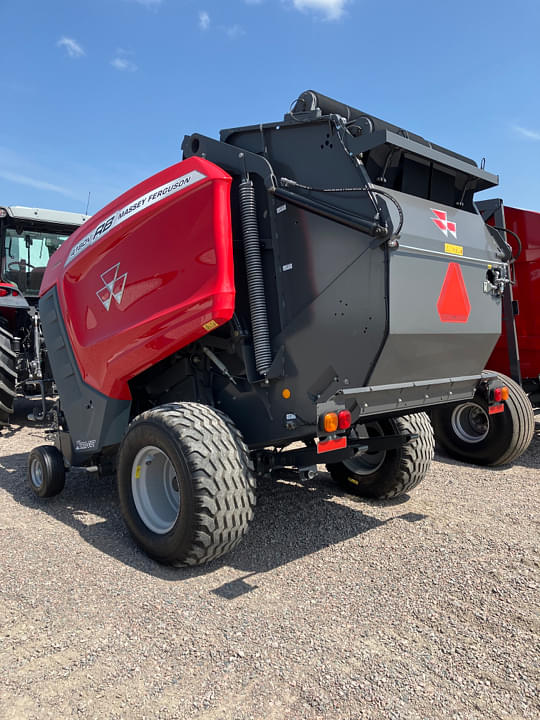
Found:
343,423 -> 386,476
131,445 -> 180,535
30,457 -> 45,490
450,402 -> 489,444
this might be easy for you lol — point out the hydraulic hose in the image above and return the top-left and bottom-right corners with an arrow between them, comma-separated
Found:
238,179 -> 272,376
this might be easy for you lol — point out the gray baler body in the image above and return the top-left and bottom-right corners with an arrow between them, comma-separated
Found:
181,91 -> 506,447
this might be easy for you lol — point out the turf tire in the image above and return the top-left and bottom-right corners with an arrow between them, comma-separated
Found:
326,412 -> 434,500
27,445 -> 66,498
117,402 -> 256,567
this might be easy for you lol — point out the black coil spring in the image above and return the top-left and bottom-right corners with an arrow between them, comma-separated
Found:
239,179 -> 272,375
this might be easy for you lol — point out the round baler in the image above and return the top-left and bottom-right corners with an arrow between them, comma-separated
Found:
28,91 -> 523,566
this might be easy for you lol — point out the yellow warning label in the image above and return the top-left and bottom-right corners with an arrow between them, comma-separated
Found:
202,320 -> 219,332
135,465 -> 141,479
445,242 -> 463,256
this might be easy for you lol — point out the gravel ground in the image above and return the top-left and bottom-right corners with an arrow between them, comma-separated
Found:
0,401 -> 539,720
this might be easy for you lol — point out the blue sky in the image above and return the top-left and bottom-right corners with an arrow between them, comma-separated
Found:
1,0 -> 539,214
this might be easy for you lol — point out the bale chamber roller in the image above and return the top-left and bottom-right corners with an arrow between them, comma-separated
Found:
30,91 -> 518,567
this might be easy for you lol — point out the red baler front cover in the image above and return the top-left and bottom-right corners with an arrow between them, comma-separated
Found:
41,157 -> 234,400
487,205 -> 540,380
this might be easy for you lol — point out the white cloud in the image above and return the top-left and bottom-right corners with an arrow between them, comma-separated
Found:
514,125 -> 540,141
199,11 -> 210,30
111,58 -> 138,72
291,0 -> 349,20
226,24 -> 246,38
111,49 -> 138,72
0,169 -> 80,200
57,37 -> 85,58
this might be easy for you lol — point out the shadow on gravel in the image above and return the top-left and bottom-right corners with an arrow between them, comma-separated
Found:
434,414 -> 540,471
0,451 -> 426,589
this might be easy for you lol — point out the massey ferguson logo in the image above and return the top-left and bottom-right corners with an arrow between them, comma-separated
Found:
431,209 -> 457,239
96,263 -> 127,311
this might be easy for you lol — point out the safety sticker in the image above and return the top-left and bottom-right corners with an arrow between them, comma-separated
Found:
444,242 -> 463,256
135,465 -> 141,479
65,170 -> 207,266
202,320 -> 219,332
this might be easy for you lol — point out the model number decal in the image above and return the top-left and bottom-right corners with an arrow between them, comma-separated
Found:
75,439 -> 97,450
65,170 -> 207,266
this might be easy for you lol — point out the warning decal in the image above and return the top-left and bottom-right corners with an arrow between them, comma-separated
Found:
65,170 -> 207,266
444,242 -> 464,256
437,262 -> 471,323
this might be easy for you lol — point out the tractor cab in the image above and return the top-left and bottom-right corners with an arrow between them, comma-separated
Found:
0,206 -> 90,311
0,205 -> 90,425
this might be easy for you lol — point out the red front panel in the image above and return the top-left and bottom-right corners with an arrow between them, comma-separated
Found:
488,205 -> 540,379
41,157 -> 234,400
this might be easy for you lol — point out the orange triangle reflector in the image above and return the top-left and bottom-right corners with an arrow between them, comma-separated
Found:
437,262 -> 471,323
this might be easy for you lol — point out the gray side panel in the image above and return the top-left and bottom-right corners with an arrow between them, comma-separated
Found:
368,191 -> 503,386
40,288 -> 131,461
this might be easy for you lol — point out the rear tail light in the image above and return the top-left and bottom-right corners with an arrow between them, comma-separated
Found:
338,410 -> 351,429
493,386 -> 509,403
0,288 -> 7,297
323,412 -> 338,433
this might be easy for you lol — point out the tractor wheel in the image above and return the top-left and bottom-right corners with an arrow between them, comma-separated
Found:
117,402 -> 256,567
431,372 -> 534,466
0,327 -> 17,427
326,412 -> 434,500
27,445 -> 66,498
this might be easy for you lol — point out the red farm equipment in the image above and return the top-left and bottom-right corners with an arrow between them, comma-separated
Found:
431,200 -> 537,464
25,91 -> 530,567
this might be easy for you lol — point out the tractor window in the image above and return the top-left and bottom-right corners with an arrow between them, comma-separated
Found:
2,229 -> 69,296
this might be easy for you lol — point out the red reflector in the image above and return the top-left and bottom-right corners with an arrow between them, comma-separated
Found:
0,288 -> 8,297
338,410 -> 351,429
489,403 -> 505,415
317,436 -> 347,454
437,262 -> 471,323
